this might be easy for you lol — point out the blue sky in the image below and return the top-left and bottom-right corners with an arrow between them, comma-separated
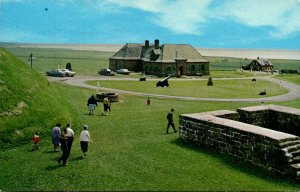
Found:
0,0 -> 300,49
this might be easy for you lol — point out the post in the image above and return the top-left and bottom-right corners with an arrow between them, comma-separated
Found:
29,53 -> 33,68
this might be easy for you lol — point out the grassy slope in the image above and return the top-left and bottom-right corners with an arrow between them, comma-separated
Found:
0,48 -> 77,149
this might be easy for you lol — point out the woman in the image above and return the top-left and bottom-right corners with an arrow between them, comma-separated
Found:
80,125 -> 92,157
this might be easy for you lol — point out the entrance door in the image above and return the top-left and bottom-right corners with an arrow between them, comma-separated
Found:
179,66 -> 184,75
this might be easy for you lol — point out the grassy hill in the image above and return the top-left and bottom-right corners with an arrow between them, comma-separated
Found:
0,48 -> 77,149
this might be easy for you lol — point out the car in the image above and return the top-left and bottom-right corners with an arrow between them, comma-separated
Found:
116,68 -> 131,75
60,69 -> 76,77
46,69 -> 66,77
98,68 -> 115,76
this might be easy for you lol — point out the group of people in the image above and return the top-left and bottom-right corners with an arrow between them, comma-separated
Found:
51,123 -> 92,166
87,95 -> 111,116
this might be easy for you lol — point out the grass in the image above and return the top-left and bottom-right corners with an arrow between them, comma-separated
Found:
4,46 -> 114,75
274,74 -> 300,85
1,46 -> 300,191
0,48 -> 77,149
1,83 -> 299,191
87,79 -> 287,98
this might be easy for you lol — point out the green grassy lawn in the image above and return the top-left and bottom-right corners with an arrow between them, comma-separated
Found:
1,83 -> 299,191
87,79 -> 287,98
274,74 -> 300,85
1,46 -> 300,191
4,47 -> 114,75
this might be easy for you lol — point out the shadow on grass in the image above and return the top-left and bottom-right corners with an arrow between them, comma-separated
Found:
70,156 -> 84,161
171,138 -> 300,187
45,164 -> 61,171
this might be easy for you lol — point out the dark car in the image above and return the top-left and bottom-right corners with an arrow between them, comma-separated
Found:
98,69 -> 115,76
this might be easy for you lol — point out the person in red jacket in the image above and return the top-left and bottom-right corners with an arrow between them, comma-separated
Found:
32,130 -> 40,151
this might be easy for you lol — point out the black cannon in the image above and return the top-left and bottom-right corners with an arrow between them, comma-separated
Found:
139,77 -> 146,81
156,76 -> 171,87
259,89 -> 266,95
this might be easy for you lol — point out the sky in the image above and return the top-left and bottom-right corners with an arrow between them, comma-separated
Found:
0,0 -> 300,49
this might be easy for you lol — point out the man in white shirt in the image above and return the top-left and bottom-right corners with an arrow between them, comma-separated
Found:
65,123 -> 74,157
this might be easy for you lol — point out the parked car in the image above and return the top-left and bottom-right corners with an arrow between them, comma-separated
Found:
116,68 -> 131,75
46,69 -> 66,77
60,69 -> 76,77
98,68 -> 115,76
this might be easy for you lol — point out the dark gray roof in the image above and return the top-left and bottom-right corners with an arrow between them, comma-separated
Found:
110,43 -> 208,63
255,59 -> 273,66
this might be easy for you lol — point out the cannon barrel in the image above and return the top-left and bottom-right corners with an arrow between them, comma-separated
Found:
156,76 -> 171,87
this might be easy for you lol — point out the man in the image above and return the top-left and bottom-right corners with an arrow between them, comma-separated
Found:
65,123 -> 74,157
166,108 -> 177,134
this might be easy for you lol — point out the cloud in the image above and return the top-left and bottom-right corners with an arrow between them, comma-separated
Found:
211,0 -> 300,38
101,0 -> 300,38
103,0 -> 212,35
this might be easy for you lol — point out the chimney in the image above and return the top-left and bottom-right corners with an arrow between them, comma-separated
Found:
145,40 -> 149,48
154,39 -> 159,49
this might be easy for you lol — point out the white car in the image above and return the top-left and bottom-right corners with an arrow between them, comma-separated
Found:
60,69 -> 76,77
116,68 -> 131,75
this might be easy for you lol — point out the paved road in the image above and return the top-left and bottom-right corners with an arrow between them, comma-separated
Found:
47,75 -> 300,102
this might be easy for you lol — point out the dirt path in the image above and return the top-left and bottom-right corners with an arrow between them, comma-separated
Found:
47,75 -> 300,102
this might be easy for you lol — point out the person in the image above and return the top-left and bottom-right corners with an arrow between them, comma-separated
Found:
52,123 -> 61,151
80,125 -> 93,157
58,128 -> 69,166
166,108 -> 177,134
65,123 -> 74,157
147,97 -> 151,106
103,97 -> 109,112
32,130 -> 40,151
87,95 -> 97,115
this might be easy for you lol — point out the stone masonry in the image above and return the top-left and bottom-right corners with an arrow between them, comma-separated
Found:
179,105 -> 300,180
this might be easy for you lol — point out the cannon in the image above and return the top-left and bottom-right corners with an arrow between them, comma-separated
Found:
156,76 -> 171,87
95,92 -> 119,102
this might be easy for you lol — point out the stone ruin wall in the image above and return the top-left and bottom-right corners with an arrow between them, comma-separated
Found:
179,105 -> 300,180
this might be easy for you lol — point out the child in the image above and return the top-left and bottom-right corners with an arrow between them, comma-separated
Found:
32,130 -> 40,151
147,97 -> 151,106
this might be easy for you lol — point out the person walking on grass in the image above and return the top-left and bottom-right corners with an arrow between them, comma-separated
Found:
166,108 -> 177,134
58,128 -> 69,166
146,97 -> 151,106
65,123 -> 74,158
32,130 -> 40,151
80,125 -> 93,157
87,95 -> 97,115
52,123 -> 61,152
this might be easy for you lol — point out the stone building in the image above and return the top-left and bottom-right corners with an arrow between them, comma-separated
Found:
109,39 -> 209,76
242,57 -> 273,71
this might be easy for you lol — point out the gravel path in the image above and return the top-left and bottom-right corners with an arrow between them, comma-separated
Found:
47,75 -> 300,102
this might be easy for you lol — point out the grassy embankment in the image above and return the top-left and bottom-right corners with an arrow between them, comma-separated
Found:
0,48 -> 78,149
0,46 -> 300,190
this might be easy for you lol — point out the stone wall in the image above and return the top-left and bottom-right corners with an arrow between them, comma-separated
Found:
238,105 -> 300,136
179,105 -> 300,180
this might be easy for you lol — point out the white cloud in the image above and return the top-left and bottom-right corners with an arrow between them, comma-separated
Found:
213,0 -> 300,38
101,0 -> 300,38
104,0 -> 212,35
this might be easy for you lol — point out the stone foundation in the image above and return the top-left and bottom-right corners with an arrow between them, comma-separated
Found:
179,105 -> 300,180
